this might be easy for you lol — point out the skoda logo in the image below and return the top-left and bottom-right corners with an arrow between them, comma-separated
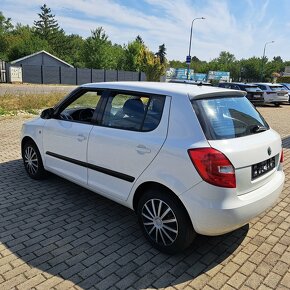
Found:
267,147 -> 272,156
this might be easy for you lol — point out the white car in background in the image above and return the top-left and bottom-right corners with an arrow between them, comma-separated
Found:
21,82 -> 285,253
280,83 -> 290,103
254,83 -> 289,106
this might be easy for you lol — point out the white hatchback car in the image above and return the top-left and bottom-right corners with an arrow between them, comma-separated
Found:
21,82 -> 285,253
254,83 -> 289,106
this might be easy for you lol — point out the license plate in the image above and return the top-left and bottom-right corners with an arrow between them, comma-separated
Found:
252,156 -> 276,180
253,94 -> 262,98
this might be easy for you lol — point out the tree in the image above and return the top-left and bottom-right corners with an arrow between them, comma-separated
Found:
216,51 -> 236,64
82,27 -> 115,69
139,46 -> 166,81
34,4 -> 61,40
239,57 -> 261,82
135,35 -> 144,44
61,34 -> 85,67
123,39 -> 145,71
273,56 -> 283,63
7,24 -> 50,61
191,56 -> 200,62
33,4 -> 67,58
155,44 -> 166,64
0,11 -> 13,34
0,11 -> 14,60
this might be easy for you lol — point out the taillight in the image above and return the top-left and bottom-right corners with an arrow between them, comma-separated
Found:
188,148 -> 236,188
280,150 -> 284,163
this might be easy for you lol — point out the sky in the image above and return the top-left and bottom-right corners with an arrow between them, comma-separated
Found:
1,0 -> 289,62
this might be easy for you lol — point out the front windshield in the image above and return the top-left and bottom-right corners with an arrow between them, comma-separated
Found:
192,96 -> 269,140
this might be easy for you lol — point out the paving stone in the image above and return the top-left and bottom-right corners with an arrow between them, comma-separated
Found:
0,106 -> 290,290
226,272 -> 247,288
95,274 -> 120,290
280,272 -> 290,288
245,272 -> 264,289
208,273 -> 229,289
263,272 -> 282,288
221,262 -> 239,277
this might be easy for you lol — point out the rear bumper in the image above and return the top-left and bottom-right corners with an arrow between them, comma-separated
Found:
264,95 -> 289,103
180,171 -> 284,236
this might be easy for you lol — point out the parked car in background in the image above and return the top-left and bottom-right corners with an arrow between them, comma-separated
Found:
280,83 -> 290,103
254,83 -> 289,106
21,82 -> 285,253
218,82 -> 264,105
168,79 -> 213,86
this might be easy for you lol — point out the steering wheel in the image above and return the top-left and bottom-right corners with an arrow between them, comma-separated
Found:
78,108 -> 95,122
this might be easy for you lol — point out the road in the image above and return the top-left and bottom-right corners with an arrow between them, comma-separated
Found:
0,83 -> 77,96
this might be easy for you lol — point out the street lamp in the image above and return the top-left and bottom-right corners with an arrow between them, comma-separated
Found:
186,17 -> 205,80
260,40 -> 274,81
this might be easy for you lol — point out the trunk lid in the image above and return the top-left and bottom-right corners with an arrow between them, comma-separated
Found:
208,129 -> 282,195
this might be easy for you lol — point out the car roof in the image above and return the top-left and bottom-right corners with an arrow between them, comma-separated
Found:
81,81 -> 245,99
254,83 -> 283,86
222,82 -> 258,86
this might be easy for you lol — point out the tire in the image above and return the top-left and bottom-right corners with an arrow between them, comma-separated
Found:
137,188 -> 196,254
22,141 -> 47,180
274,103 -> 280,107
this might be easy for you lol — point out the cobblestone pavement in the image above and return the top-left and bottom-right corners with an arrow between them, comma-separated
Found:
0,105 -> 289,290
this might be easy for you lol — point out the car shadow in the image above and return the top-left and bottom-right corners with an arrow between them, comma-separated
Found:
0,159 -> 248,289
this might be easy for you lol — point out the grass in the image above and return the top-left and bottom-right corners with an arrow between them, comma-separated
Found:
0,92 -> 65,116
0,92 -> 149,116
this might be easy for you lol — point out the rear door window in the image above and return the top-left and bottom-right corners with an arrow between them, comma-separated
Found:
101,92 -> 165,132
192,96 -> 269,140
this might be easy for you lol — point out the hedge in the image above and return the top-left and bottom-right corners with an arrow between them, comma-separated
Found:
277,76 -> 290,83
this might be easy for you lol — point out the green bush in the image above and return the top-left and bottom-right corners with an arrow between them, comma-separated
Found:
277,76 -> 290,83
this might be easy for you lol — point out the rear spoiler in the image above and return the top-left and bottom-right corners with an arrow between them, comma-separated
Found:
189,90 -> 246,100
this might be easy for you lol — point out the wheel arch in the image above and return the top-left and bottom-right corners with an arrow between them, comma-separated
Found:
132,181 -> 193,228
21,136 -> 37,155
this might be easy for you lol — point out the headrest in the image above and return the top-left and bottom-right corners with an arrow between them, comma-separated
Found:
123,98 -> 144,117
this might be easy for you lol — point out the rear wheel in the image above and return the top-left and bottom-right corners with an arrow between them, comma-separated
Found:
137,188 -> 196,254
22,141 -> 47,180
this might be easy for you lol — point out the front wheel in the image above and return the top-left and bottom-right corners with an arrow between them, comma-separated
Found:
22,141 -> 47,180
137,188 -> 196,254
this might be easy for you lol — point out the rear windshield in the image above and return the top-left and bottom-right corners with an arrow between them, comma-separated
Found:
192,96 -> 269,140
270,85 -> 284,91
244,86 -> 262,92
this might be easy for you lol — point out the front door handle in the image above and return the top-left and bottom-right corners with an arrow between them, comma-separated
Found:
77,134 -> 87,142
136,144 -> 151,154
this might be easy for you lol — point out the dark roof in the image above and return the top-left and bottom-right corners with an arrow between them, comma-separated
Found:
10,50 -> 73,68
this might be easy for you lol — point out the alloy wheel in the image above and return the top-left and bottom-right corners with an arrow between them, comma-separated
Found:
141,199 -> 178,246
24,146 -> 39,176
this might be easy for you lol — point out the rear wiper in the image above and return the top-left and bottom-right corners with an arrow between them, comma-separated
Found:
251,125 -> 268,133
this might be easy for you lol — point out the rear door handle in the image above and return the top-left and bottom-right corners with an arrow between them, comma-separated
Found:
136,144 -> 151,154
77,134 -> 87,142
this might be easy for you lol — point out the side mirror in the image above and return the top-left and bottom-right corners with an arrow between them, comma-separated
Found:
40,108 -> 55,119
